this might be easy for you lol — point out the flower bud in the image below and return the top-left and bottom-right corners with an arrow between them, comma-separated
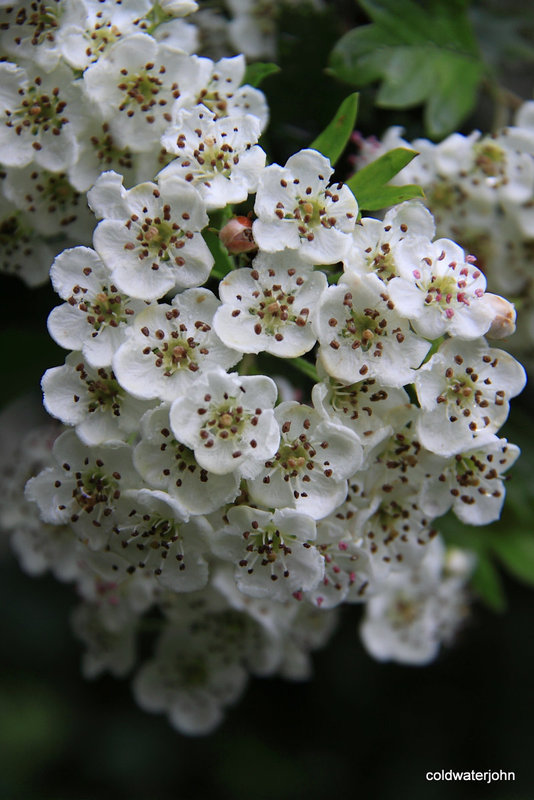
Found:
219,216 -> 256,254
483,293 -> 517,339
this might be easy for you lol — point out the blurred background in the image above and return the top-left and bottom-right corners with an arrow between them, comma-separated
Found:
1,0 -> 534,797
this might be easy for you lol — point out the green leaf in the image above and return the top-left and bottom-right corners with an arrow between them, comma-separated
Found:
328,25 -> 399,85
243,62 -> 280,88
471,556 -> 507,613
376,45 -> 436,108
424,52 -> 484,139
355,183 -> 424,211
309,93 -> 359,165
328,0 -> 484,137
491,530 -> 534,589
347,147 -> 424,210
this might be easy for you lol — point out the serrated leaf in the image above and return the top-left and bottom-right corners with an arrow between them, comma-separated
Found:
424,52 -> 484,138
328,0 -> 484,137
243,62 -> 280,88
309,93 -> 359,165
471,556 -> 507,613
328,25 -> 399,85
376,45 -> 437,108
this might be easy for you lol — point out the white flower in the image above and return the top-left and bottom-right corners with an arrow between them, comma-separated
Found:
0,0 -> 88,72
311,370 -> 411,455
113,288 -> 241,402
315,273 -> 430,387
419,434 -> 520,525
387,237 -> 492,340
335,480 -> 439,577
360,539 -> 471,665
72,601 -> 137,679
247,401 -> 363,520
83,34 -> 203,151
133,622 -> 248,735
42,352 -> 155,445
60,1 -> 153,70
304,516 -> 373,608
253,149 -> 358,264
67,118 -> 140,193
169,368 -> 280,478
167,53 -> 269,128
134,403 -> 240,514
0,197 -> 55,286
213,250 -> 327,357
415,338 -> 526,457
159,104 -> 266,210
89,171 -> 212,300
48,246 -> 148,368
87,489 -> 212,593
25,429 -> 139,550
3,165 -> 94,242
344,201 -> 435,282
211,505 -> 324,601
0,61 -> 85,170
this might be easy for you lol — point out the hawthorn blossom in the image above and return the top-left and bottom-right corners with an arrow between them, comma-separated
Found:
0,61 -> 86,170
87,489 -> 212,593
166,53 -> 269,128
415,338 -> 526,457
344,201 -> 435,282
387,237 -> 493,340
0,0 -> 87,71
315,273 -> 430,387
213,250 -> 327,357
134,404 -> 240,515
311,370 -> 411,454
360,541 -> 472,665
169,369 -> 280,478
305,516 -> 374,609
212,505 -> 324,601
159,104 -> 266,210
72,600 -> 138,679
42,352 -> 155,445
82,34 -> 201,151
0,197 -> 55,286
89,171 -> 212,300
247,401 -> 363,519
418,434 -> 520,525
47,246 -> 148,368
25,429 -> 139,550
113,288 -> 241,401
133,621 -> 249,735
253,149 -> 358,264
3,164 -> 94,241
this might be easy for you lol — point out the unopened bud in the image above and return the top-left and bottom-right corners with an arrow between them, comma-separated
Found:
483,293 -> 516,339
219,216 -> 256,254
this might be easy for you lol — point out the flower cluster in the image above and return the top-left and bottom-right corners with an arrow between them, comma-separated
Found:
352,101 -> 534,367
1,0 -> 526,737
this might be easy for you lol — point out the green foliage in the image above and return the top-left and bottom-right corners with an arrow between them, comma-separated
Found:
347,147 -> 424,210
328,0 -> 485,138
243,62 -> 281,88
471,555 -> 507,613
310,93 -> 359,165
